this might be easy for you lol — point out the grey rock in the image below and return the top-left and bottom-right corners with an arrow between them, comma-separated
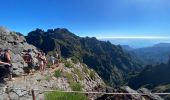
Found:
0,26 -> 10,35
0,27 -> 39,77
0,93 -> 8,100
9,92 -> 19,100
120,86 -> 145,100
12,89 -> 29,97
138,88 -> 164,100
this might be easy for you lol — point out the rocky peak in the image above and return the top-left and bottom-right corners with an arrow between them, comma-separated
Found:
0,26 -> 10,35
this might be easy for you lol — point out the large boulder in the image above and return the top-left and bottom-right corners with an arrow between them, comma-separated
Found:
0,26 -> 39,76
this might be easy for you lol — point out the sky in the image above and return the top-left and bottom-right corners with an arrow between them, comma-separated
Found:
1,0 -> 170,39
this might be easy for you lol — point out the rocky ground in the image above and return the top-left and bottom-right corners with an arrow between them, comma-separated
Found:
0,60 -> 105,100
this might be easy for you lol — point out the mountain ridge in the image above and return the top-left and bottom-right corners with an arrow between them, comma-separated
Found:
25,28 -> 142,87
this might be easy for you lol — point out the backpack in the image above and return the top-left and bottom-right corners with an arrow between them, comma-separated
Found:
0,54 -> 4,61
23,53 -> 33,63
0,53 -> 6,62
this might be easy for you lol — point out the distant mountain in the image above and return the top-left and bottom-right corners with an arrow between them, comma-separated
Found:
153,43 -> 170,47
26,28 -> 142,87
127,43 -> 170,65
128,56 -> 170,90
121,45 -> 134,51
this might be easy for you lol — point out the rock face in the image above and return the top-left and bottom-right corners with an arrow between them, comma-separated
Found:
0,26 -> 39,76
92,86 -> 164,100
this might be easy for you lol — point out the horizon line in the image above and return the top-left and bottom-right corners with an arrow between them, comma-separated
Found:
96,36 -> 170,40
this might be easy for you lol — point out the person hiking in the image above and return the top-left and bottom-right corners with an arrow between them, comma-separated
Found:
4,49 -> 15,81
41,53 -> 47,70
36,53 -> 44,73
50,55 -> 55,66
0,48 -> 11,83
55,52 -> 60,67
23,49 -> 35,74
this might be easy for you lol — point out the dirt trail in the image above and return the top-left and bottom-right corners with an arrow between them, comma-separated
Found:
6,63 -> 64,89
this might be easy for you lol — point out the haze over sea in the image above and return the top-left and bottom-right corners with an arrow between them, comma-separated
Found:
99,37 -> 170,48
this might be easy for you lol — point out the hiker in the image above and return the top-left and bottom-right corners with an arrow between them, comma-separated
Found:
55,52 -> 60,67
0,48 -> 11,83
42,53 -> 47,70
4,49 -> 15,81
50,55 -> 55,65
23,49 -> 35,74
36,53 -> 44,72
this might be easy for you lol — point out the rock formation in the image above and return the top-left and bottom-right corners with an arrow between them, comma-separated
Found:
0,26 -> 39,76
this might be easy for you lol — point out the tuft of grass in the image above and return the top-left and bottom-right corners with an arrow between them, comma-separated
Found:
82,64 -> 89,74
47,63 -> 52,68
90,70 -> 96,80
45,76 -> 51,82
60,57 -> 65,63
74,68 -> 84,80
45,91 -> 88,100
64,72 -> 74,83
71,56 -> 79,64
54,70 -> 62,78
70,82 -> 84,91
64,61 -> 74,68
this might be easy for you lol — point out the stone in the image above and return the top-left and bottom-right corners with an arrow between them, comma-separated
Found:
138,88 -> 164,100
0,27 -> 40,77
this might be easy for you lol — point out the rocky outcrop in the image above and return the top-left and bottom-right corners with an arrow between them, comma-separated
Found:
0,26 -> 39,76
91,86 -> 164,100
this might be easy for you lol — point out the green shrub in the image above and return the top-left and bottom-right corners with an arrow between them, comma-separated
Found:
60,57 -> 65,63
71,56 -> 79,64
45,76 -> 51,82
64,72 -> 74,83
45,91 -> 88,100
65,61 -> 74,68
82,64 -> 89,74
70,82 -> 83,91
47,63 -> 52,68
74,68 -> 84,80
90,70 -> 96,80
54,70 -> 62,77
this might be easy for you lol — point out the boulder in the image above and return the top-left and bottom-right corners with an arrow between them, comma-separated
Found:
0,26 -> 39,77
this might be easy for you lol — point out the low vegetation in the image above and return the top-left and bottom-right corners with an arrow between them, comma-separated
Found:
64,72 -> 74,83
71,56 -> 80,64
54,70 -> 62,77
89,70 -> 96,80
82,63 -> 89,74
74,67 -> 84,80
47,63 -> 52,68
45,91 -> 88,100
70,82 -> 84,91
64,60 -> 74,68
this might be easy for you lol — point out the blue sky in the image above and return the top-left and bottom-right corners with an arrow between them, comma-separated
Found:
1,0 -> 170,38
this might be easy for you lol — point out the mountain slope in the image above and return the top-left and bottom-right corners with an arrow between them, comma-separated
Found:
26,28 -> 142,87
131,43 -> 170,65
128,57 -> 170,90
